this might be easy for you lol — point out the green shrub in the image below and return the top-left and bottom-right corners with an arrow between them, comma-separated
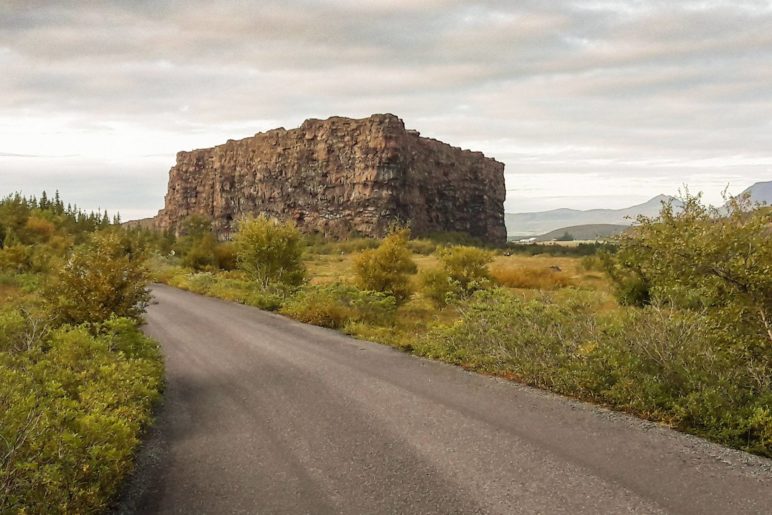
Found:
242,289 -> 286,311
0,307 -> 50,354
181,237 -> 237,272
353,228 -> 417,302
586,306 -> 771,454
147,254 -> 186,283
24,215 -> 55,243
419,267 -> 459,306
0,244 -> 32,273
605,193 -> 771,348
0,320 -> 163,513
50,231 -> 150,325
438,246 -> 493,291
185,271 -> 218,294
281,285 -> 354,328
281,283 -> 397,329
182,232 -> 218,270
421,245 -> 493,305
163,268 -> 287,311
214,241 -> 238,270
234,215 -> 306,288
418,289 -> 597,389
417,288 -> 771,456
0,309 -> 26,352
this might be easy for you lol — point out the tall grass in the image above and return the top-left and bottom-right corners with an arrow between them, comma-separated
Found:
490,264 -> 572,289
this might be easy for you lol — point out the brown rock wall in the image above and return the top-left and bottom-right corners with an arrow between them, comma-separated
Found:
155,114 -> 506,245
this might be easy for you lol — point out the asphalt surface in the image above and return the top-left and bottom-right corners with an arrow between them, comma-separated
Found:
122,284 -> 772,514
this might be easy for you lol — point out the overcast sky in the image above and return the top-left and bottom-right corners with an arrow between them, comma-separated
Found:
2,0 -> 771,219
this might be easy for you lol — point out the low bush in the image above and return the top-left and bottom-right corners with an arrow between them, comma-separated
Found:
419,267 -> 459,306
180,236 -> 237,272
165,269 -> 286,311
181,233 -> 218,270
50,231 -> 150,325
417,289 -> 598,389
586,307 -> 771,453
353,228 -> 417,302
417,288 -> 770,455
420,246 -> 493,305
438,246 -> 493,291
281,283 -> 397,329
0,244 -> 33,273
0,318 -> 163,513
214,241 -> 238,270
23,215 -> 55,243
234,215 -> 306,288
281,284 -> 353,328
183,271 -> 218,294
147,254 -> 186,283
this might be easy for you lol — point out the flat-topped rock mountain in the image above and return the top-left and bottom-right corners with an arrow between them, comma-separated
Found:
154,114 -> 506,245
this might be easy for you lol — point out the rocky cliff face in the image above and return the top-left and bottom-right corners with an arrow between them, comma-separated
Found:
155,114 -> 506,245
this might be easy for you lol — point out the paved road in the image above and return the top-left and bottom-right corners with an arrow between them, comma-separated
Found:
125,284 -> 771,514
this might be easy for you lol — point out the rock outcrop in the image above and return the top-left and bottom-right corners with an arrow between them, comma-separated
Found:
155,114 -> 506,245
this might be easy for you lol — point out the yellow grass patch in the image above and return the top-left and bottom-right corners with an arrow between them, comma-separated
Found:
490,264 -> 572,290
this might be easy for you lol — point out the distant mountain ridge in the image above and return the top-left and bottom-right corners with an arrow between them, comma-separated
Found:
740,181 -> 772,204
505,195 -> 679,236
529,224 -> 628,242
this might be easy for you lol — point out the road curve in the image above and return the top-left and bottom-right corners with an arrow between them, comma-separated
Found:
125,284 -> 771,514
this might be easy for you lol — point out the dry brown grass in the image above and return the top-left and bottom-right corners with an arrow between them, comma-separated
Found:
305,247 -> 613,294
304,254 -> 356,285
0,284 -> 19,299
490,264 -> 573,289
493,255 -> 614,292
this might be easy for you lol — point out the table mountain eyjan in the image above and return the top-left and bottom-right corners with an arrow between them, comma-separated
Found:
153,114 -> 507,245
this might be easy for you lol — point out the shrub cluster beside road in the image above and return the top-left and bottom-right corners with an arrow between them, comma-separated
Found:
153,194 -> 771,457
0,194 -> 163,513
